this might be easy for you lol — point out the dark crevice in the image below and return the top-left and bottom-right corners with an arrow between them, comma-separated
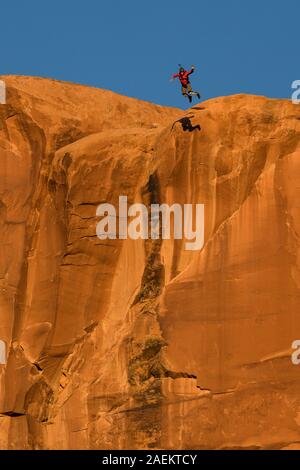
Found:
0,411 -> 25,417
133,172 -> 165,305
33,362 -> 43,372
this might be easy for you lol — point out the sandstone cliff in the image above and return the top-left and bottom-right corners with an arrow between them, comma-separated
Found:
0,76 -> 300,450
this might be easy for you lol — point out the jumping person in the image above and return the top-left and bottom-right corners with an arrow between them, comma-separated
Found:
171,65 -> 201,103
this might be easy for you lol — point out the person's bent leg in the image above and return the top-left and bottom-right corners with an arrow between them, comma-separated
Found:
184,84 -> 192,103
182,85 -> 188,97
182,85 -> 192,103
186,84 -> 192,102
187,83 -> 201,99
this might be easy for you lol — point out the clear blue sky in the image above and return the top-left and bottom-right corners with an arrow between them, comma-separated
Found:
1,0 -> 299,108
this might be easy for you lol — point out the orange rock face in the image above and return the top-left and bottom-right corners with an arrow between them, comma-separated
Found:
0,76 -> 300,450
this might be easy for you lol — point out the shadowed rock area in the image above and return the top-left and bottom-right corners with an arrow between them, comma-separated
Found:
0,76 -> 300,449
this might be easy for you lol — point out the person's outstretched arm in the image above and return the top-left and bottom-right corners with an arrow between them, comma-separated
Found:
187,65 -> 196,75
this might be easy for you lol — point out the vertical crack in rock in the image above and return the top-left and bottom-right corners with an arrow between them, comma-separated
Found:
125,172 -> 206,449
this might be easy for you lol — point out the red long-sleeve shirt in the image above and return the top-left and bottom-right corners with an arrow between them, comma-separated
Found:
173,68 -> 194,86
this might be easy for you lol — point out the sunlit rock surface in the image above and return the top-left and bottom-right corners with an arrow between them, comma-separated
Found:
0,76 -> 300,449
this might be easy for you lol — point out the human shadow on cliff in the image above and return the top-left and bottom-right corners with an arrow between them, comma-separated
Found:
172,116 -> 201,132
